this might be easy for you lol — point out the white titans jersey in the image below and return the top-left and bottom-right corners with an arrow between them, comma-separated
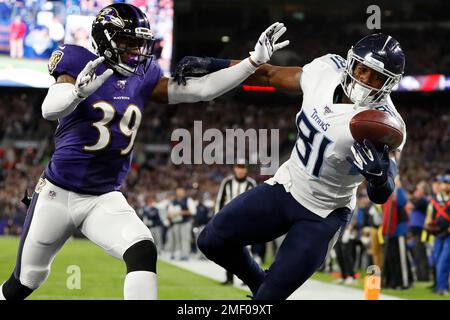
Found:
266,53 -> 407,218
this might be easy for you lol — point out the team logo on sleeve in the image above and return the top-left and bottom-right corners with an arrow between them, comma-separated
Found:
323,106 -> 333,115
48,50 -> 64,74
35,178 -> 46,193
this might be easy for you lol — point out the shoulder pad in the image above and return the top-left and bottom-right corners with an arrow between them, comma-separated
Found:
48,45 -> 97,80
300,53 -> 345,93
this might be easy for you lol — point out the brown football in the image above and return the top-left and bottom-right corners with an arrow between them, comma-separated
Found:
349,109 -> 404,152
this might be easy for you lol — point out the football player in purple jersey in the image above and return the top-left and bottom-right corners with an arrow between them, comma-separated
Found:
0,3 -> 289,300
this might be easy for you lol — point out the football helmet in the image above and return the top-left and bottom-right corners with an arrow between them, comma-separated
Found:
91,3 -> 155,76
341,33 -> 405,106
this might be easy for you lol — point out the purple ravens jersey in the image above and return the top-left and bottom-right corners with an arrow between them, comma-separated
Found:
44,45 -> 163,194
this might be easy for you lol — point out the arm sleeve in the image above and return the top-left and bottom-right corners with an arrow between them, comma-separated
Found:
41,83 -> 84,121
167,58 -> 257,104
367,159 -> 397,204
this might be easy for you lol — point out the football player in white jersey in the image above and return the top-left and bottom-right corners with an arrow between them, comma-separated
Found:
175,33 -> 406,299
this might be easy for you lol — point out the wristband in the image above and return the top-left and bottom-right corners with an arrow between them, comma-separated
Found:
208,58 -> 231,73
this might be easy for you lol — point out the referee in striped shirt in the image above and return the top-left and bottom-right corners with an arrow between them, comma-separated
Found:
215,160 -> 257,285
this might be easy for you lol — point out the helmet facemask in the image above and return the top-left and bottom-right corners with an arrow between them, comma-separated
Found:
91,4 -> 157,77
341,48 -> 402,106
104,28 -> 155,77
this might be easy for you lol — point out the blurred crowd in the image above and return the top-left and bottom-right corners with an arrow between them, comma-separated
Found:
0,0 -> 449,76
322,174 -> 450,296
0,0 -> 172,73
222,23 -> 450,76
208,2 -> 450,76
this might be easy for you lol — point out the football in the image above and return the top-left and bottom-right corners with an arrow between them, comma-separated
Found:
349,109 -> 404,152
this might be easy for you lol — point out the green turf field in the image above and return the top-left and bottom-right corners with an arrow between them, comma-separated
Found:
0,237 -> 247,300
0,55 -> 48,72
1,236 -> 447,300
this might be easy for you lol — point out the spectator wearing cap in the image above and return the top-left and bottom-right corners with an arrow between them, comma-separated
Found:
425,175 -> 450,295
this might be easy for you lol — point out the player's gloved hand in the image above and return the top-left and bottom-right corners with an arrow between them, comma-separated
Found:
346,139 -> 390,187
249,22 -> 290,66
73,56 -> 114,99
172,56 -> 230,86
21,189 -> 31,208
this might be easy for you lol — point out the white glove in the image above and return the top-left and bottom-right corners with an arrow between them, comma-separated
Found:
73,56 -> 114,99
249,22 -> 290,66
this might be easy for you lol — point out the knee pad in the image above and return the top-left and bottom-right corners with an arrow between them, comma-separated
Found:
123,240 -> 157,274
2,274 -> 34,300
20,266 -> 50,290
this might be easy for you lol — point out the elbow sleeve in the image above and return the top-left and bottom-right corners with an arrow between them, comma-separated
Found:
167,58 -> 257,104
42,83 -> 84,121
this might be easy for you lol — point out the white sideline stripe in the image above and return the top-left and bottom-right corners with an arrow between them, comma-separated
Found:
159,253 -> 402,300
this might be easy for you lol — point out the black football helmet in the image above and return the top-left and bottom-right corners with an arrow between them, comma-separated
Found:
91,3 -> 155,76
341,33 -> 405,106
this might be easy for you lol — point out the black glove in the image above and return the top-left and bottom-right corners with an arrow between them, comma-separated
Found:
172,56 -> 230,85
346,139 -> 390,187
21,189 -> 32,208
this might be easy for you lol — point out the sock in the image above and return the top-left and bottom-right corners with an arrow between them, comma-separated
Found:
0,284 -> 5,300
124,271 -> 157,300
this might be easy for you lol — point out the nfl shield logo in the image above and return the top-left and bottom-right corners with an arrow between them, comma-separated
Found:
324,106 -> 332,115
117,80 -> 127,90
48,190 -> 57,200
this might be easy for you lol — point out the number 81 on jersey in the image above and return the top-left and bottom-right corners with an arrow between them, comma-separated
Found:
295,112 -> 332,178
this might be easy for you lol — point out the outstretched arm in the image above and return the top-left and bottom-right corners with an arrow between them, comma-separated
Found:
170,58 -> 302,95
150,22 -> 290,104
239,62 -> 302,93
